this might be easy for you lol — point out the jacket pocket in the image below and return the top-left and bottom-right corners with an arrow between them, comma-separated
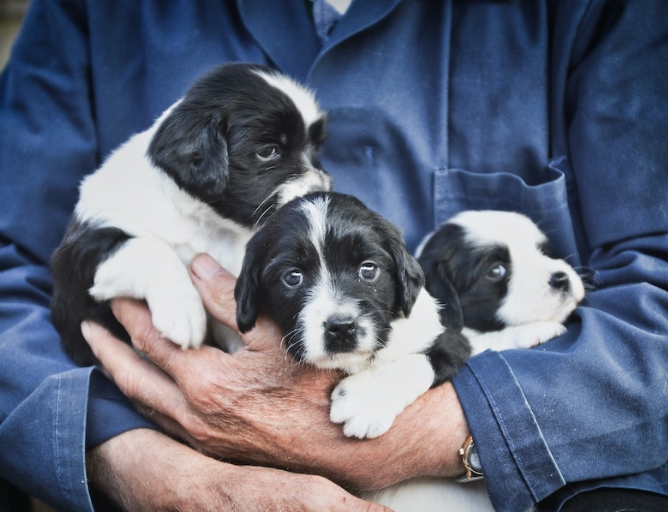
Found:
434,157 -> 584,266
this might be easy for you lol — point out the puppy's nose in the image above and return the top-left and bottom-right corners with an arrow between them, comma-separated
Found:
549,271 -> 571,292
326,315 -> 356,337
324,315 -> 357,351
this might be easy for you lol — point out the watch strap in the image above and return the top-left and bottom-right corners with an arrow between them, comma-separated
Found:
457,434 -> 484,483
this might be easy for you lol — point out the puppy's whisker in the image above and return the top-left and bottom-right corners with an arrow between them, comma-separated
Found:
250,193 -> 281,229
282,330 -> 305,364
282,328 -> 299,346
279,343 -> 296,364
253,205 -> 277,228
573,266 -> 599,290
251,193 -> 275,219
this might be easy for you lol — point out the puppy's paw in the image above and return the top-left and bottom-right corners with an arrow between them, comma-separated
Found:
330,372 -> 400,439
88,238 -> 207,349
89,267 -> 133,302
535,321 -> 567,343
467,322 -> 568,355
148,286 -> 208,350
517,321 -> 567,349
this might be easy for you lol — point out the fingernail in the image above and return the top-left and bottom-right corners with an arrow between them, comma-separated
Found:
81,320 -> 92,341
80,321 -> 99,357
190,253 -> 222,279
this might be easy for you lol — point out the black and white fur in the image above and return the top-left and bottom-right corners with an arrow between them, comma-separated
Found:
234,192 -> 470,439
417,210 -> 585,355
51,63 -> 331,366
366,211 -> 585,511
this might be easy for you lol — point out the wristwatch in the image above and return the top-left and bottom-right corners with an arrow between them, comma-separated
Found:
457,435 -> 484,482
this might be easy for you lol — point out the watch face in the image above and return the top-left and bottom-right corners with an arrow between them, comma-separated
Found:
469,448 -> 482,473
466,444 -> 482,474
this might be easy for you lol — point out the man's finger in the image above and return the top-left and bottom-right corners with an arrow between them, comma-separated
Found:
189,253 -> 239,330
81,319 -> 193,441
106,297 -> 242,397
189,253 -> 285,353
108,297 -> 201,378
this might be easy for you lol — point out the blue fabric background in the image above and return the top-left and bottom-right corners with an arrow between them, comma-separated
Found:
1,1 -> 667,510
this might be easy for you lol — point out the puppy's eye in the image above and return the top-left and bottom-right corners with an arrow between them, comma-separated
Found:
282,270 -> 303,288
359,262 -> 379,282
486,264 -> 507,281
257,145 -> 281,161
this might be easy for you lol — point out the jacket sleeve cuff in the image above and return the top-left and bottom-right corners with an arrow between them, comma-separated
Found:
0,367 -> 154,510
86,368 -> 158,449
452,350 -> 566,510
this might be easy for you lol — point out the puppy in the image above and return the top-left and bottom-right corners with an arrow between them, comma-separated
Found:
417,210 -> 585,355
234,191 -> 470,439
51,63 -> 331,365
366,211 -> 585,512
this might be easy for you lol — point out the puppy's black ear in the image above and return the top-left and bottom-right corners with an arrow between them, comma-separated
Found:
391,242 -> 425,318
420,257 -> 464,332
234,254 -> 262,334
148,105 -> 229,200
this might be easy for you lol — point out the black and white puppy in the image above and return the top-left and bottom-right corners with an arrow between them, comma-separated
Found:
367,211 -> 585,512
417,210 -> 585,355
235,192 -> 470,439
51,63 -> 331,366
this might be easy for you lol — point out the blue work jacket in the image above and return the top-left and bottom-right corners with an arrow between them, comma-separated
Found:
1,1 -> 667,510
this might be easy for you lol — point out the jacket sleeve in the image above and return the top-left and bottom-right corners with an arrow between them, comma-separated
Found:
452,2 -> 668,510
0,1 -> 155,509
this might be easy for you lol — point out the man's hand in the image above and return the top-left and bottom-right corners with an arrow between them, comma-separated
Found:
86,428 -> 384,511
83,253 -> 469,491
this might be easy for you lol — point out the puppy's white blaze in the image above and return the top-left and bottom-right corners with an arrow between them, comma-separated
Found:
296,196 -> 385,371
295,196 -> 331,362
300,194 -> 330,257
254,69 -> 323,128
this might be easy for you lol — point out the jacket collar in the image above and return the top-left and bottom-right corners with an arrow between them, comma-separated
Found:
237,0 -> 402,81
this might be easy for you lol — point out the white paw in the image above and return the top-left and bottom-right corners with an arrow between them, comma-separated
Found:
88,238 -> 207,349
330,372 -> 401,439
516,322 -> 567,349
147,285 -> 208,350
535,321 -> 567,343
89,268 -> 132,302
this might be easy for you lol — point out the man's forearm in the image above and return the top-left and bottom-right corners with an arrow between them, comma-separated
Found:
86,428 -> 390,511
86,428 -> 205,510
